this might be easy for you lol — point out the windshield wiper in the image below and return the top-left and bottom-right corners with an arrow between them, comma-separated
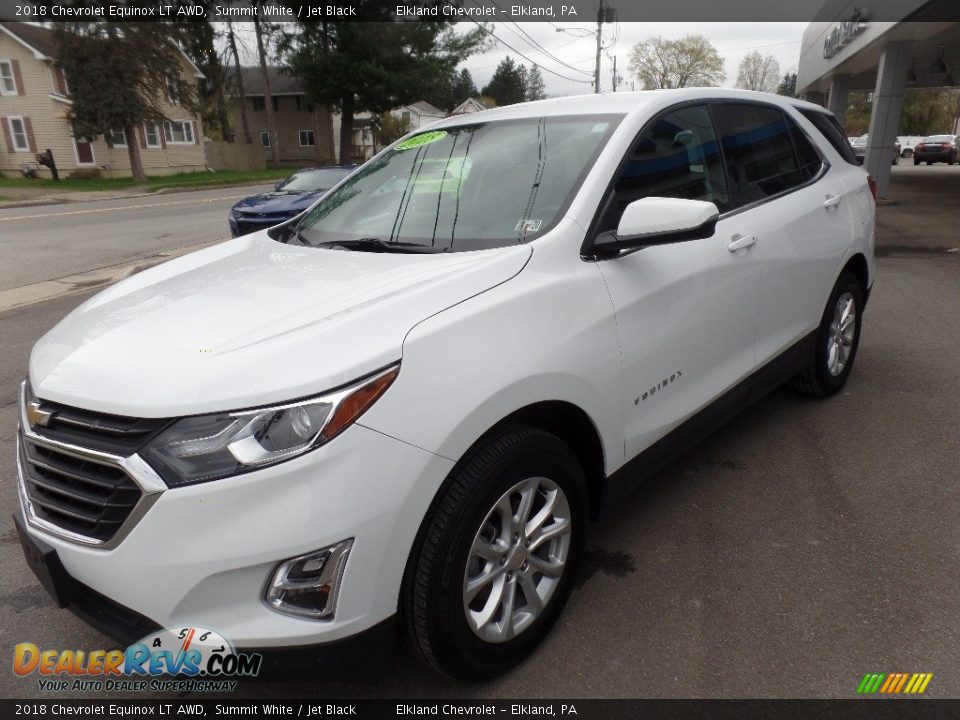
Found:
312,237 -> 440,253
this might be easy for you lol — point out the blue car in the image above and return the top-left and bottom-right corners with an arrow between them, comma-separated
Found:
228,165 -> 356,237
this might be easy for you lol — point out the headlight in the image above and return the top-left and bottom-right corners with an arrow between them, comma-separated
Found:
142,365 -> 399,487
229,208 -> 242,219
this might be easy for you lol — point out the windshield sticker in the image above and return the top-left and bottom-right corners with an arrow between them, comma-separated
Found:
395,131 -> 448,151
515,218 -> 543,233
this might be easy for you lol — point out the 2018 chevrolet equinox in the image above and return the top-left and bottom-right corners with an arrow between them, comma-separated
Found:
16,88 -> 874,679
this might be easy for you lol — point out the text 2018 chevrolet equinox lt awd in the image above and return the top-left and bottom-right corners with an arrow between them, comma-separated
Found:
16,89 -> 874,680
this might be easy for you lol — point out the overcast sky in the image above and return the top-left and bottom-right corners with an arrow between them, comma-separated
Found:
463,22 -> 809,96
229,22 -> 809,98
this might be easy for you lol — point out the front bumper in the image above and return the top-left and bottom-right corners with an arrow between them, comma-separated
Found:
16,418 -> 454,649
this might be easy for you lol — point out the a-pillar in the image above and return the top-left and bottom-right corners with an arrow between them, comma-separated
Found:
865,42 -> 911,198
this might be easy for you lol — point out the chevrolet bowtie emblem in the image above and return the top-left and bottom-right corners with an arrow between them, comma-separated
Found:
26,400 -> 54,428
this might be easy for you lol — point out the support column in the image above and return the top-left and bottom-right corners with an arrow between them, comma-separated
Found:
866,41 -> 911,198
827,74 -> 850,119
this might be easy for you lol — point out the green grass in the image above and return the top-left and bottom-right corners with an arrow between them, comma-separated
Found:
0,168 -> 295,193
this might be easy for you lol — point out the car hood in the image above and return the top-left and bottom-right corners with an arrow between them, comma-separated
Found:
30,234 -> 532,417
232,191 -> 322,215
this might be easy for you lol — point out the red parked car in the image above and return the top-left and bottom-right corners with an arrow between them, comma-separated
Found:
913,135 -> 958,165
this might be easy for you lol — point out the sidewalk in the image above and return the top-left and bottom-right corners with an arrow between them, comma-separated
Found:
0,179 -> 286,209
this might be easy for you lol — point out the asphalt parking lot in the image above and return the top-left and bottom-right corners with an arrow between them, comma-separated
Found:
1,166 -> 958,699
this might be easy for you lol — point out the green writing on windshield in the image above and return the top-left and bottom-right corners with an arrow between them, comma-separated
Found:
395,130 -> 448,151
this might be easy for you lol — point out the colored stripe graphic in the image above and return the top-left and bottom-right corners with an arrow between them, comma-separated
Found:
857,672 -> 932,694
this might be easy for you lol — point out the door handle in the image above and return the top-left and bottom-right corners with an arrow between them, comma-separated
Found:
727,234 -> 757,252
823,194 -> 842,210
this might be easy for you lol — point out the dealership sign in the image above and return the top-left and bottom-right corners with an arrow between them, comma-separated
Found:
823,9 -> 869,59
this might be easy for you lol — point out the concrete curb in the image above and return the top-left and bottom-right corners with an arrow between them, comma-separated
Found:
0,237 -> 228,315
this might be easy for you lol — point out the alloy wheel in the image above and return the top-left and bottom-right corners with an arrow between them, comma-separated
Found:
463,476 -> 572,643
827,291 -> 857,376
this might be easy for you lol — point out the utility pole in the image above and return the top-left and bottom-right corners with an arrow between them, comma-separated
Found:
594,0 -> 604,94
611,55 -> 617,92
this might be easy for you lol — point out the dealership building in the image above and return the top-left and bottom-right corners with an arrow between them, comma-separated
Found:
797,0 -> 959,196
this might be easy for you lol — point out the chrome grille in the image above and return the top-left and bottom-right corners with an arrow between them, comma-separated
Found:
18,430 -> 143,543
17,382 -> 165,547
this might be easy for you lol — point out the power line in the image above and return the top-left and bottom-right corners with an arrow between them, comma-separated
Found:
464,16 -> 594,84
501,19 -> 594,76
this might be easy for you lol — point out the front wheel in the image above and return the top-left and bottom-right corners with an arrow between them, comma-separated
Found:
903,148 -> 914,159
400,425 -> 587,679
789,271 -> 864,397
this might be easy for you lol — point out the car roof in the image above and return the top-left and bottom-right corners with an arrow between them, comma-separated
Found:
429,88 -> 833,131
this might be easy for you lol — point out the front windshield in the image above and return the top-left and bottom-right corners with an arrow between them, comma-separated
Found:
295,115 -> 621,252
281,168 -> 352,192
922,135 -> 954,143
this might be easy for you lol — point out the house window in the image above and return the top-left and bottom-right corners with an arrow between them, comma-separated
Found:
272,96 -> 280,112
260,131 -> 270,147
109,128 -> 127,147
401,111 -> 411,124
298,130 -> 315,147
144,123 -> 161,148
295,96 -> 309,111
0,60 -> 16,95
8,116 -> 29,151
252,97 -> 265,112
163,120 -> 194,144
167,75 -> 180,105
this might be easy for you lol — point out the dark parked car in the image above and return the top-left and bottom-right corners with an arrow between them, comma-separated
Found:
850,134 -> 901,165
229,165 -> 356,237
912,135 -> 957,165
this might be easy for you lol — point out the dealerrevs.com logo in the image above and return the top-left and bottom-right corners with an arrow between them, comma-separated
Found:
14,626 -> 261,693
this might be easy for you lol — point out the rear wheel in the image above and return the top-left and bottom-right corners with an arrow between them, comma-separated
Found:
400,425 -> 587,679
789,271 -> 863,398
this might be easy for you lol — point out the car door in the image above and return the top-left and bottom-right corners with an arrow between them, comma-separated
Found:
589,103 -> 763,459
710,102 -> 857,366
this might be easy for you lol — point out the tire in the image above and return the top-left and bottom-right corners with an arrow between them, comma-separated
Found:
949,154 -> 956,166
903,148 -> 913,159
789,271 -> 864,398
400,424 -> 588,679
892,154 -> 899,165
914,157 -> 920,165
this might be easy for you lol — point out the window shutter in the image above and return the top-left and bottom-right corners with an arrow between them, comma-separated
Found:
24,117 -> 36,153
160,123 -> 168,149
193,121 -> 200,144
12,60 -> 24,95
1,117 -> 12,152
136,124 -> 146,148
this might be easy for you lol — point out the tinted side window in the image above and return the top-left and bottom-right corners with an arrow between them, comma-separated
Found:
799,109 -> 858,166
612,104 -> 730,217
790,119 -> 824,182
712,103 -> 805,208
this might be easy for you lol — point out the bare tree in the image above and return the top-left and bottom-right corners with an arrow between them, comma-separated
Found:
253,11 -> 280,169
736,51 -> 781,93
226,20 -> 252,144
628,35 -> 725,90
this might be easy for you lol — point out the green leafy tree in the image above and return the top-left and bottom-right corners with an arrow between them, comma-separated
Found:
777,72 -> 798,98
526,65 -> 546,101
628,35 -> 725,89
55,22 -> 198,182
372,112 -> 412,151
175,12 -> 230,141
452,68 -> 479,102
482,56 -> 527,106
283,9 -> 488,164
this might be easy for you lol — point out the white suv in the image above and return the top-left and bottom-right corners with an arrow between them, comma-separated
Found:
16,89 -> 874,679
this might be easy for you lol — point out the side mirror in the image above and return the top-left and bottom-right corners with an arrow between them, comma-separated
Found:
591,197 -> 719,256
274,181 -> 284,191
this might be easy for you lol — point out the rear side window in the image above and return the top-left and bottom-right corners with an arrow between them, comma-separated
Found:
790,122 -> 825,182
712,103 -> 808,208
799,109 -> 858,166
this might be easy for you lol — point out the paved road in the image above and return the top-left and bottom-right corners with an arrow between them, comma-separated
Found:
0,169 -> 958,700
0,184 -> 273,291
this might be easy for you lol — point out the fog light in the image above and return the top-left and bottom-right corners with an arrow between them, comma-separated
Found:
263,539 -> 352,620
